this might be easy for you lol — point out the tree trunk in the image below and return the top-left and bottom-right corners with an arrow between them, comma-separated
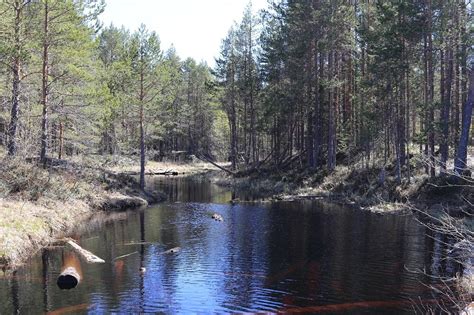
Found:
306,41 -> 314,167
139,70 -> 145,190
328,51 -> 336,171
40,0 -> 50,164
427,0 -> 436,177
7,0 -> 23,156
453,4 -> 461,153
58,121 -> 64,159
313,49 -> 322,168
454,67 -> 473,174
440,48 -> 453,173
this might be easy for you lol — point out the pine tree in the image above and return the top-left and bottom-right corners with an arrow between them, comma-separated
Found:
129,25 -> 162,189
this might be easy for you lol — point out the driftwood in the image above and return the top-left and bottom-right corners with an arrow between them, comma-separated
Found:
65,239 -> 105,264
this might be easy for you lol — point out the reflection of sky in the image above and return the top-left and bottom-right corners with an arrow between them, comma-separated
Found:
85,202 -> 273,313
155,203 -> 272,312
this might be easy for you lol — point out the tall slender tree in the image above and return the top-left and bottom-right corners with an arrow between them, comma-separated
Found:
129,25 -> 162,189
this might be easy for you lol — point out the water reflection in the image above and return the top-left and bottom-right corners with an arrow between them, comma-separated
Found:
0,177 -> 458,313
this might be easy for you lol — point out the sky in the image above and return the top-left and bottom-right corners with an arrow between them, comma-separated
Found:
99,0 -> 268,66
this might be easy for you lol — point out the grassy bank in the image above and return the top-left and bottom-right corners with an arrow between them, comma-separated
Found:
211,155 -> 473,214
0,154 -> 219,267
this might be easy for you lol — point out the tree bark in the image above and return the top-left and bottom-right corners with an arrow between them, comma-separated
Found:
58,121 -> 64,159
440,48 -> 453,173
139,69 -> 145,190
328,51 -> 336,171
7,0 -> 23,156
40,0 -> 50,164
427,0 -> 436,177
454,67 -> 473,174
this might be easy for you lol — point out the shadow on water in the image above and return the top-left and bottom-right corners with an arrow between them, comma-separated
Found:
0,176 -> 462,313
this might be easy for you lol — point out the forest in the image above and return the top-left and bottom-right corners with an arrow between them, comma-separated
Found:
0,0 -> 473,313
0,0 -> 472,188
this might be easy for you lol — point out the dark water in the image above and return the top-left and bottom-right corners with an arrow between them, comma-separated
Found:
0,177 -> 457,314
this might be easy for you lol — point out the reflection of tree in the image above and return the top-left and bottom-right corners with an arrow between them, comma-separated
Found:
139,210 -> 145,313
264,201 -> 438,311
42,249 -> 50,312
11,270 -> 19,313
265,202 -> 320,307
149,177 -> 231,203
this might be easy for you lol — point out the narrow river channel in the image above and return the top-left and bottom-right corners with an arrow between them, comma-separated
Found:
0,176 -> 457,314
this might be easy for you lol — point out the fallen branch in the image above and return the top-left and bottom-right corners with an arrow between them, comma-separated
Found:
114,252 -> 138,261
120,241 -> 152,246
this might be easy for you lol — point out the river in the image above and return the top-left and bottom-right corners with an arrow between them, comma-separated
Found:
0,176 -> 458,314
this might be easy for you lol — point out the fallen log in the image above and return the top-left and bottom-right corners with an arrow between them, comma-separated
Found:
65,239 -> 105,264
57,252 -> 82,290
57,267 -> 81,290
195,154 -> 236,175
119,170 -> 180,176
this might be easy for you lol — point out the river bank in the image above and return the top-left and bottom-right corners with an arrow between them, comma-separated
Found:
209,159 -> 473,215
0,154 -> 218,267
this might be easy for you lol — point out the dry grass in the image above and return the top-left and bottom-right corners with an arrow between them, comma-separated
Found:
0,198 -> 91,266
214,149 -> 472,213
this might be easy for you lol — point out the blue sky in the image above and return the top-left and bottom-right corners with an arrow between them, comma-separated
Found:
100,0 -> 268,66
